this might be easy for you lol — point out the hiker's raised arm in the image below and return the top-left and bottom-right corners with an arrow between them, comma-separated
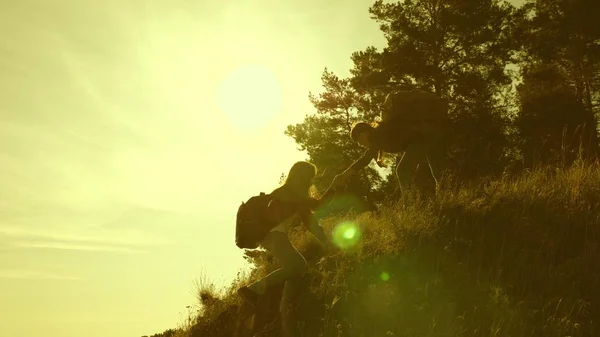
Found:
302,197 -> 321,210
316,180 -> 340,206
342,147 -> 378,176
299,207 -> 328,245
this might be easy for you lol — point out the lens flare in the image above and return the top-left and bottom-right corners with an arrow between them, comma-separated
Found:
343,227 -> 356,239
380,272 -> 390,281
332,222 -> 361,250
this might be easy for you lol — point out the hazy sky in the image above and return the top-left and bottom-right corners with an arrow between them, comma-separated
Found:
0,1 -> 524,337
0,1 -> 386,336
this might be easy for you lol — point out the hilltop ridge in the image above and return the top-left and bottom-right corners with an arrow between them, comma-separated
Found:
148,161 -> 600,337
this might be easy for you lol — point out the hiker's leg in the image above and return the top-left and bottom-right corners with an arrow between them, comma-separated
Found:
247,231 -> 307,296
425,128 -> 449,194
280,274 -> 302,313
280,299 -> 300,337
395,142 -> 427,194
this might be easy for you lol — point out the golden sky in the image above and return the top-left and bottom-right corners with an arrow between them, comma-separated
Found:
0,1 -> 385,336
0,0 -> 524,336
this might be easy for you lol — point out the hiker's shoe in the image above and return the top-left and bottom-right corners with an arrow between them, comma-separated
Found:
237,286 -> 260,310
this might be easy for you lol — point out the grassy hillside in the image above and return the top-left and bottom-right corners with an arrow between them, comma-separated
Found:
149,161 -> 600,337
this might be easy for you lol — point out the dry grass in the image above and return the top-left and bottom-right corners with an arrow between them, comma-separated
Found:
154,160 -> 600,337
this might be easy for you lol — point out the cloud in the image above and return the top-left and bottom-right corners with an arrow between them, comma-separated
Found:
99,205 -> 199,229
0,269 -> 84,281
0,204 -> 202,255
0,224 -> 154,254
0,225 -> 160,247
9,240 -> 147,254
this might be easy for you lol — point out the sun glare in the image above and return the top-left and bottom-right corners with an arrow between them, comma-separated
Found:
215,63 -> 283,132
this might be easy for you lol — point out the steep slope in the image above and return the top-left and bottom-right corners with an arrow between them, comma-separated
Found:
154,162 -> 600,337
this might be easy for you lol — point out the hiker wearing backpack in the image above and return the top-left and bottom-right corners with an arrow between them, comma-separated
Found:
334,88 -> 451,196
236,161 -> 339,317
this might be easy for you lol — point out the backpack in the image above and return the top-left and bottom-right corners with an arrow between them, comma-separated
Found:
235,192 -> 276,249
381,89 -> 449,125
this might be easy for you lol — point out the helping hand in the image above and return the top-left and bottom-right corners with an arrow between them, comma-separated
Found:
332,172 -> 351,187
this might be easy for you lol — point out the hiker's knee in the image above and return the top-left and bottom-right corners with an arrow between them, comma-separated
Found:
293,255 -> 308,275
284,255 -> 307,278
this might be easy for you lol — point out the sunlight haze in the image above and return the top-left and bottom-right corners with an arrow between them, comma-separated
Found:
0,0 -> 525,336
0,1 -> 384,336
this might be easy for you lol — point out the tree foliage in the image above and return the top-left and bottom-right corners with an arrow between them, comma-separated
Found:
514,0 -> 600,165
285,0 -> 600,199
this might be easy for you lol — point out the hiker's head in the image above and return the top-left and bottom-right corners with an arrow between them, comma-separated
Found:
350,122 -> 374,147
283,161 -> 318,196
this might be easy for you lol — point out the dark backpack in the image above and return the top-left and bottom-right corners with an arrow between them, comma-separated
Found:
235,192 -> 276,249
381,89 -> 449,125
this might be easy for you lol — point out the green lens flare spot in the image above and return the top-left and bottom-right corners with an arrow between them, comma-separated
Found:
343,228 -> 356,239
332,222 -> 361,250
380,272 -> 390,281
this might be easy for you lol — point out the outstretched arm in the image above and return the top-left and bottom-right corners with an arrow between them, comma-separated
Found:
339,147 -> 378,178
296,148 -> 378,213
299,181 -> 340,213
299,207 -> 328,245
318,177 -> 343,204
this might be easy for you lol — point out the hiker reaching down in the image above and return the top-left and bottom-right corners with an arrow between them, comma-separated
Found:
333,88 -> 451,196
236,161 -> 340,315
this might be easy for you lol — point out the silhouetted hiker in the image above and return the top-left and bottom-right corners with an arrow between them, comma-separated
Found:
334,88 -> 451,196
235,161 -> 340,332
